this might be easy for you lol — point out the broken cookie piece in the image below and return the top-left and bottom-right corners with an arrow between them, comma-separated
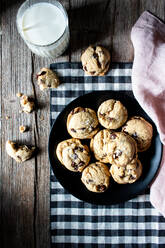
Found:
37,67 -> 60,90
6,140 -> 35,162
20,95 -> 35,113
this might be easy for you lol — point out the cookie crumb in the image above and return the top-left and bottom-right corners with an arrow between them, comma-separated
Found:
16,92 -> 23,98
19,125 -> 27,133
40,115 -> 44,121
20,95 -> 35,113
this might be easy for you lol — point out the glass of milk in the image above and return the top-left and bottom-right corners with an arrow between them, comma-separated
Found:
16,0 -> 69,58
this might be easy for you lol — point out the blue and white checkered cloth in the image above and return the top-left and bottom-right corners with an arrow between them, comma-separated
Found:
50,62 -> 165,248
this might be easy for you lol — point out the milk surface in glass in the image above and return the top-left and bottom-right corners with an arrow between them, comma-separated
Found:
17,1 -> 69,58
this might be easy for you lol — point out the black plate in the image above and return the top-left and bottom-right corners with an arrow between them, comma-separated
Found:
48,91 -> 162,205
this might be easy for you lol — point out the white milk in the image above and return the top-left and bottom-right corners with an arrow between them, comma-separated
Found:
17,1 -> 69,58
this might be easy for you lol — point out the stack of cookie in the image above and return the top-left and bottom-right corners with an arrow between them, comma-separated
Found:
56,99 -> 153,193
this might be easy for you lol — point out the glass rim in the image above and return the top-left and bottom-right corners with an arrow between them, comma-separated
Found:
16,0 -> 69,48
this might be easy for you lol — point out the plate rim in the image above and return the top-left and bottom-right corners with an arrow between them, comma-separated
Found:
48,90 -> 163,205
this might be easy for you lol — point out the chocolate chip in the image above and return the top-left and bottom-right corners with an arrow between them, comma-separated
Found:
72,153 -> 78,160
78,161 -> 85,167
86,179 -> 94,184
96,184 -> 106,192
123,128 -> 128,134
119,175 -> 124,178
88,179 -> 93,183
132,132 -> 138,139
90,71 -> 96,75
129,175 -> 136,180
71,162 -> 78,170
107,117 -> 114,122
93,52 -> 98,59
79,127 -> 86,131
110,133 -> 117,139
71,128 -> 76,132
37,71 -> 47,77
113,150 -> 122,159
84,66 -> 87,71
78,147 -> 84,152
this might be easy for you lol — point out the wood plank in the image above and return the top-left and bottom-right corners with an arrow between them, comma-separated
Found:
1,0 -> 165,248
1,1 -> 36,246
69,0 -> 165,62
1,0 -> 70,247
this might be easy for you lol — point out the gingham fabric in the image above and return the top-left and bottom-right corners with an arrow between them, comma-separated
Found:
50,62 -> 165,248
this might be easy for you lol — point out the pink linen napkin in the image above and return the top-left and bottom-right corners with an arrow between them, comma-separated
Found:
131,11 -> 165,217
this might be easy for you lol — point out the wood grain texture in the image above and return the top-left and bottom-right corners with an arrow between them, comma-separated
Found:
1,0 -> 165,248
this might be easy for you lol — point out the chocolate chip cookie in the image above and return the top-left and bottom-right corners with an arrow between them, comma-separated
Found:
97,99 -> 128,129
56,138 -> 90,172
107,132 -> 137,166
81,45 -> 110,76
90,129 -> 112,163
122,116 -> 153,152
67,107 -> 99,139
81,162 -> 110,193
6,140 -> 35,162
37,67 -> 60,90
110,159 -> 142,184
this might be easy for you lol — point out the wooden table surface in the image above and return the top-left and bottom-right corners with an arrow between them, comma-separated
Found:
1,0 -> 165,247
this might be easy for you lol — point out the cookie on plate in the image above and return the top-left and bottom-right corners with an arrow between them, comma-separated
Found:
56,138 -> 90,172
81,45 -> 110,76
81,162 -> 110,193
97,99 -> 128,129
122,116 -> 153,152
107,132 -> 137,166
90,129 -> 112,163
67,107 -> 99,139
110,159 -> 142,184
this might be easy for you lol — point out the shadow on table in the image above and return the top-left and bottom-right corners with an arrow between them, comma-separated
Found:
1,0 -> 23,14
68,0 -> 113,54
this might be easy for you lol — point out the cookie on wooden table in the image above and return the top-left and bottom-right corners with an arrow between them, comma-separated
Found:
81,45 -> 110,76
6,140 -> 35,162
